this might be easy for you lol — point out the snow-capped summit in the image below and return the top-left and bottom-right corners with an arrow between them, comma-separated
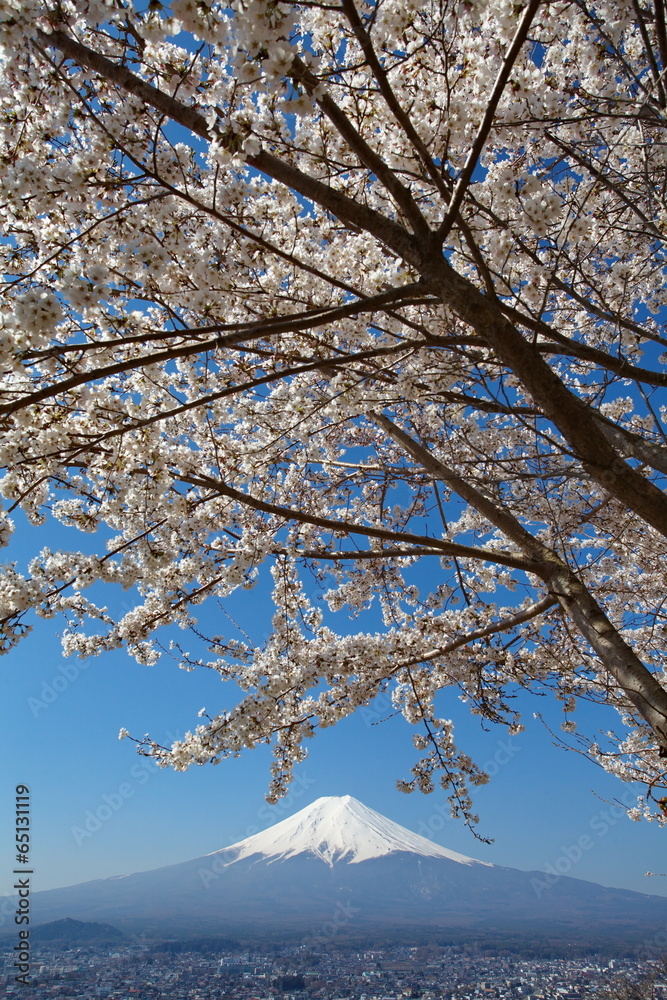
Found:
213,794 -> 491,868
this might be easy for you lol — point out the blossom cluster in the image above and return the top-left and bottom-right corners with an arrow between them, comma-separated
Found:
0,0 -> 666,824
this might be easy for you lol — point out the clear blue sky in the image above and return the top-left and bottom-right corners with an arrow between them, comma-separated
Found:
1,511 -> 665,911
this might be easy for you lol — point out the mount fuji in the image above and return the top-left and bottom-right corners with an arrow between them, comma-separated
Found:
31,795 -> 667,942
223,794 -> 490,867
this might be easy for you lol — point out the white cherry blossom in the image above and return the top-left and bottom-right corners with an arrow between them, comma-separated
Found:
0,0 -> 666,829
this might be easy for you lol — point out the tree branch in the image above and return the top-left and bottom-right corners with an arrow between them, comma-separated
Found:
35,28 -> 421,266
374,411 -> 667,749
424,256 -> 667,540
437,0 -> 543,241
177,471 -> 540,572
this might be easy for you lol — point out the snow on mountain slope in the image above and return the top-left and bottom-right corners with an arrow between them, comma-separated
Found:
210,795 -> 493,868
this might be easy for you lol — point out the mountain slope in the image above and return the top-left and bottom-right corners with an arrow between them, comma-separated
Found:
30,795 -> 667,941
214,795 -> 491,867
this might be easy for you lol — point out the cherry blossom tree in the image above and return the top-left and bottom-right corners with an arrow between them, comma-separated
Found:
1,0 -> 667,827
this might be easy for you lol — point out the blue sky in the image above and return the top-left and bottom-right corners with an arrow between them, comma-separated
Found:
0,1 -> 665,949
1,514 -> 666,914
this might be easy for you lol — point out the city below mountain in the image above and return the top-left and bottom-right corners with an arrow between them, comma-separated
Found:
32,795 -> 667,943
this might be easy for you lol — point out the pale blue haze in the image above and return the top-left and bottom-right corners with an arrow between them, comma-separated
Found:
0,511 -> 665,905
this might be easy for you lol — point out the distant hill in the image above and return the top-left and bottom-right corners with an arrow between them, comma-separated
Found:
31,917 -> 125,945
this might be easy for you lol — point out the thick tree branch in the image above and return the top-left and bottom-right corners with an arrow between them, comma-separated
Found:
290,55 -> 431,238
177,471 -> 539,572
394,596 -> 558,669
374,412 -> 667,749
36,28 -> 420,266
423,256 -> 667,540
0,292 -> 430,417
